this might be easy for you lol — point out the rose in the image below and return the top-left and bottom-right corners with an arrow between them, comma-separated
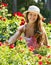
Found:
20,20 -> 25,26
13,12 -> 24,17
9,44 -> 15,49
0,42 -> 3,46
2,2 -> 8,7
29,46 -> 34,52
38,54 -> 42,59
18,36 -> 23,41
38,61 -> 43,65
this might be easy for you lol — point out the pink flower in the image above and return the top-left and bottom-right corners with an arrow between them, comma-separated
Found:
29,46 -> 34,52
0,42 -> 3,46
9,44 -> 15,49
38,61 -> 43,65
18,36 -> 23,41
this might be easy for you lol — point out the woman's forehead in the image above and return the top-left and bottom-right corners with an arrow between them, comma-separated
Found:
29,12 -> 38,15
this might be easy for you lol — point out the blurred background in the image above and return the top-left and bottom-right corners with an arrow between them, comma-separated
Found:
0,0 -> 51,23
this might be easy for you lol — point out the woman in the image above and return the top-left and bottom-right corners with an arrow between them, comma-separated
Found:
5,5 -> 49,49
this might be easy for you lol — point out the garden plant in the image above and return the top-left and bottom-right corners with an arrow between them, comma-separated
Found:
0,2 -> 51,65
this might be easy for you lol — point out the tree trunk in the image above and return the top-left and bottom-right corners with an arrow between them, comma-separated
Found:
46,0 -> 51,20
12,0 -> 17,14
47,0 -> 51,10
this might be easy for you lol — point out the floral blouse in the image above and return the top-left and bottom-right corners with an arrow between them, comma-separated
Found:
24,36 -> 40,49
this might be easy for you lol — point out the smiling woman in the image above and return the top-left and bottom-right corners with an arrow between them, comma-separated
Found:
27,12 -> 38,23
5,5 -> 49,50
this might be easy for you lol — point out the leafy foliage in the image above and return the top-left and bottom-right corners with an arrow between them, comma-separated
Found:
43,23 -> 51,39
0,3 -> 25,42
0,41 -> 51,65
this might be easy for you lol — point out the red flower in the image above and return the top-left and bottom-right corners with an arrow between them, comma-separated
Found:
38,55 -> 42,59
0,42 -> 3,46
20,20 -> 25,26
21,19 -> 25,21
17,12 -> 24,17
29,46 -> 34,52
2,3 -> 8,7
46,61 -> 51,64
9,44 -> 15,49
13,12 -> 17,16
47,55 -> 51,58
13,12 -> 24,17
0,16 -> 2,20
38,61 -> 43,65
18,36 -> 23,41
47,45 -> 51,48
2,18 -> 6,21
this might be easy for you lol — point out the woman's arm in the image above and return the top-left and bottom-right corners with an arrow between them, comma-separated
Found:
5,25 -> 25,45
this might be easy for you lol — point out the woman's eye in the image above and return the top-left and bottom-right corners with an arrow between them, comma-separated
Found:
29,14 -> 36,16
33,14 -> 36,16
29,14 -> 32,16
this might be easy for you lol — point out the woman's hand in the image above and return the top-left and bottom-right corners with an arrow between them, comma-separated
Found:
3,41 -> 10,46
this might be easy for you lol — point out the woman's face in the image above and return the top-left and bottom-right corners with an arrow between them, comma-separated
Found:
28,12 -> 38,23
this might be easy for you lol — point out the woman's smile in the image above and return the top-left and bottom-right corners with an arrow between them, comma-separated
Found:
28,12 -> 38,23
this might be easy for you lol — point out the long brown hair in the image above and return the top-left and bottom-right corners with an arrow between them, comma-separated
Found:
26,12 -> 44,44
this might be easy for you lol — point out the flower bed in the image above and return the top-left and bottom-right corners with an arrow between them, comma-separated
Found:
0,41 -> 51,65
0,2 -> 25,42
0,2 -> 51,65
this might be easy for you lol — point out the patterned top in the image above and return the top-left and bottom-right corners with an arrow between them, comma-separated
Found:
24,36 -> 39,49
7,25 -> 48,47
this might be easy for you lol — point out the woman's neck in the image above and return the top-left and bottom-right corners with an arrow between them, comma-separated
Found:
28,22 -> 35,27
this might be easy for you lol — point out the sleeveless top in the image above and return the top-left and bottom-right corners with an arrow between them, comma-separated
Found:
24,36 -> 39,49
23,24 -> 40,49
